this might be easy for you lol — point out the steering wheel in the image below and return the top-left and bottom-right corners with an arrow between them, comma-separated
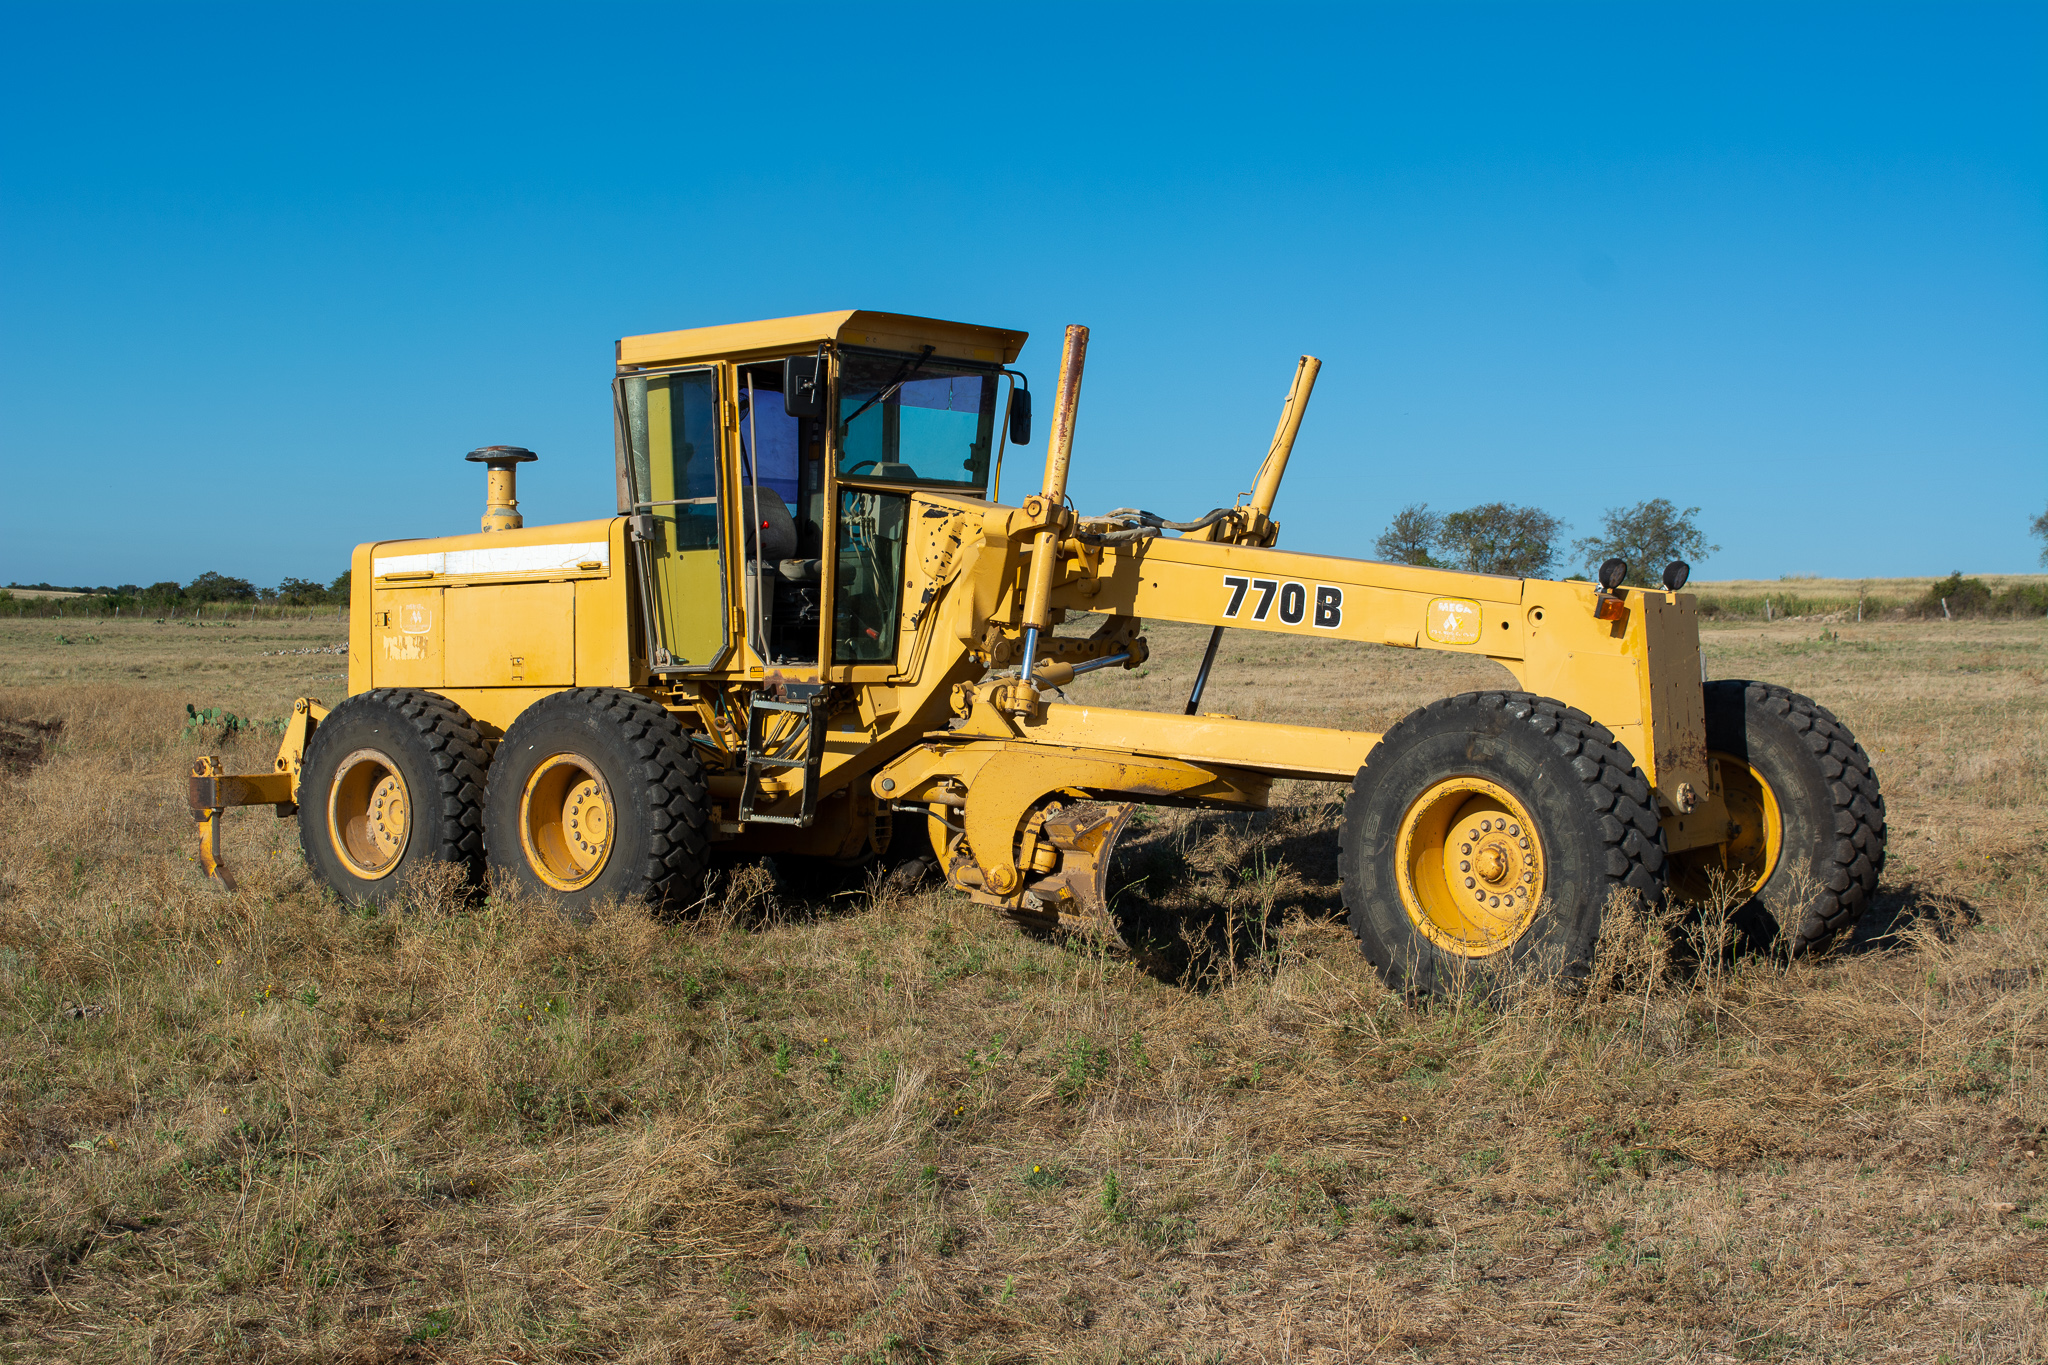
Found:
843,460 -> 879,475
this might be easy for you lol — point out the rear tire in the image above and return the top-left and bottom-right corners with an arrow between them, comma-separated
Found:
1341,691 -> 1667,996
298,689 -> 489,905
483,688 -> 710,919
1671,680 -> 1886,952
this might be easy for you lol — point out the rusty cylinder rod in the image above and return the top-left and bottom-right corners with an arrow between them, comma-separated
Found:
1247,355 -> 1321,522
1018,324 -> 1090,682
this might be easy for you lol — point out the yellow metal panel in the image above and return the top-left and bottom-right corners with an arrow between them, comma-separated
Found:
957,700 -> 1382,781
444,582 -> 576,687
366,519 -> 619,586
1554,651 -> 1646,782
348,542 -> 373,696
573,521 -> 635,687
836,312 -> 1025,365
618,310 -> 1027,369
430,688 -> 576,740
1066,536 -> 1525,654
1558,653 -> 1641,729
1629,590 -> 1713,808
367,586 -> 443,689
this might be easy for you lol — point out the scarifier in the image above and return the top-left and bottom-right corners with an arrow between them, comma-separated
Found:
189,311 -> 1887,992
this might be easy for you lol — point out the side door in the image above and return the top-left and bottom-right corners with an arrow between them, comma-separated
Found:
617,366 -> 730,670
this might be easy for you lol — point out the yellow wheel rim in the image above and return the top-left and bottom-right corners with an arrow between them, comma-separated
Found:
1671,750 -> 1784,903
328,748 -> 410,880
1395,777 -> 1547,957
519,754 -> 615,891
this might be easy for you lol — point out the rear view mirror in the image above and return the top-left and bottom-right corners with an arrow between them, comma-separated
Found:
783,356 -> 824,419
1008,386 -> 1032,445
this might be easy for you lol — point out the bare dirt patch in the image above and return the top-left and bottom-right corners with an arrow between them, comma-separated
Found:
0,715 -> 60,775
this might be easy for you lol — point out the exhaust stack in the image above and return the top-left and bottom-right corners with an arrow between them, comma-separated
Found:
466,445 -> 537,532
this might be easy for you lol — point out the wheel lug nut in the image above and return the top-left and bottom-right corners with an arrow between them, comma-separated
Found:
1459,861 -> 1470,872
1460,843 -> 1472,855
1463,877 -> 1475,888
1508,824 -> 1519,837
1489,895 -> 1500,908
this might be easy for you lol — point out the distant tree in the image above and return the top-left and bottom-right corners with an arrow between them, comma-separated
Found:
1923,570 -> 1993,616
142,581 -> 185,604
1572,498 -> 1719,586
1374,504 -> 1444,566
186,571 -> 256,602
329,568 -> 352,605
2032,504 -> 2047,566
274,576 -> 331,606
1437,503 -> 1566,577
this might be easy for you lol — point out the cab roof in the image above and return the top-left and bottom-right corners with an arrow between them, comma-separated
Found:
616,310 -> 1028,370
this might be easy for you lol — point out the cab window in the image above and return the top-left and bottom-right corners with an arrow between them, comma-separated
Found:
836,348 -> 999,491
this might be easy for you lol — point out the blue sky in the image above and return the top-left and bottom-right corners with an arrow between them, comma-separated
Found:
2,2 -> 2042,587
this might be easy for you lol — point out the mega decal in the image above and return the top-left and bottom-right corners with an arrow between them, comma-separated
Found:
1424,597 -> 1482,644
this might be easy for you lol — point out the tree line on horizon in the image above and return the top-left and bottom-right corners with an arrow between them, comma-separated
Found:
1374,496 -> 1718,583
1377,498 -> 2048,582
2,570 -> 351,610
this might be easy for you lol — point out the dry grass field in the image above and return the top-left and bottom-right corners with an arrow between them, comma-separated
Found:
2,611 -> 2046,1363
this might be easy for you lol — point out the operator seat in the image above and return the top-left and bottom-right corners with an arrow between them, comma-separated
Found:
741,486 -> 819,581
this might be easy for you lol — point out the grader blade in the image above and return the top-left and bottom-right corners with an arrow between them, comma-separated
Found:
1014,799 -> 1137,937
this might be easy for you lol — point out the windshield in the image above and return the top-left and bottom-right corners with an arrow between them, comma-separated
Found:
836,348 -> 1000,491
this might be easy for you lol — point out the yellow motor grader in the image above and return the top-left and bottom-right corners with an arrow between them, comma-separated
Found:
191,310 -> 1885,992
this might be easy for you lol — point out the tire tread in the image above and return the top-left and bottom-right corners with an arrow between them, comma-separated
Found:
1340,690 -> 1667,986
298,687 -> 490,896
1721,679 -> 1886,948
487,687 -> 709,911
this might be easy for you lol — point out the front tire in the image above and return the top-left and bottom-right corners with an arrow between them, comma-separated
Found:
1669,680 -> 1886,952
1341,691 -> 1667,996
297,689 -> 489,905
483,688 -> 710,918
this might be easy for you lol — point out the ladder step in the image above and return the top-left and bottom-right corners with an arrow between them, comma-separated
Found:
737,691 -> 826,828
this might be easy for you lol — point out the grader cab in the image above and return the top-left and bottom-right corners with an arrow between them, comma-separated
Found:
190,310 -> 1886,993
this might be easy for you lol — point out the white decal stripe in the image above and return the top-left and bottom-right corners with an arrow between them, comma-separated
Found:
373,551 -> 445,574
374,541 -> 609,577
